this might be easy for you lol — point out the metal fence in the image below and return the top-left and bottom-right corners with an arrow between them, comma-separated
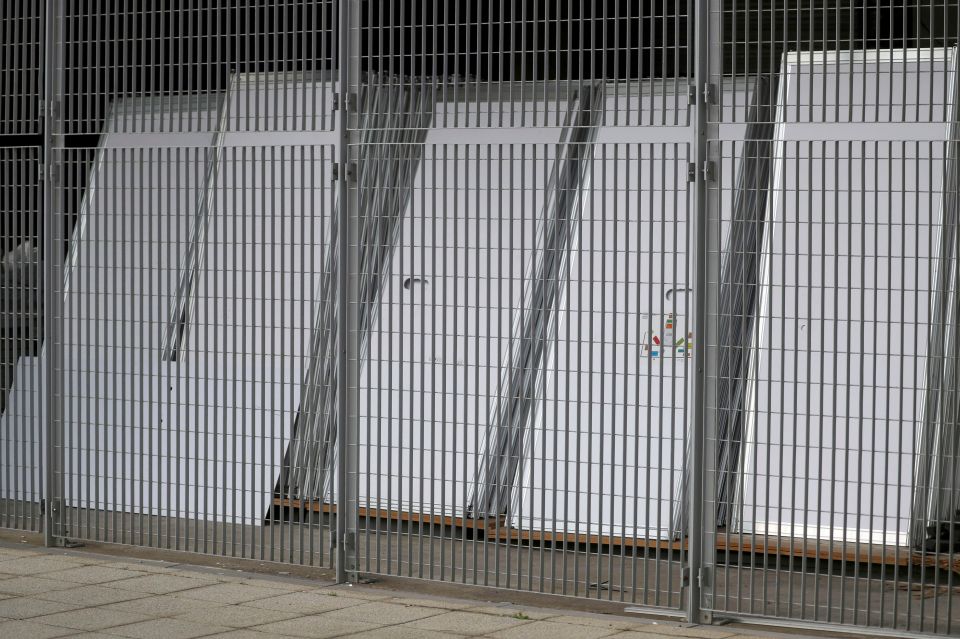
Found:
0,2 -> 958,637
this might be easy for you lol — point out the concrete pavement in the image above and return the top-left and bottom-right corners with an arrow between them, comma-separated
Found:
0,539 -> 819,639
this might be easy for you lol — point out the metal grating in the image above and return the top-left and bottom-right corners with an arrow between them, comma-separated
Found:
0,3 -> 956,637
0,147 -> 43,532
0,3 -> 43,136
60,1 -> 337,134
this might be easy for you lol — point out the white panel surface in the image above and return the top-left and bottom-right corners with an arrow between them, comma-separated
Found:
0,356 -> 43,502
357,107 -> 569,517
164,78 -> 336,523
519,137 -> 692,539
7,80 -> 338,524
514,91 -> 751,540
738,49 -> 957,546
57,98 -> 220,519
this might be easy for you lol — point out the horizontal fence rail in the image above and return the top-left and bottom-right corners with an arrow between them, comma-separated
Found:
0,2 -> 956,637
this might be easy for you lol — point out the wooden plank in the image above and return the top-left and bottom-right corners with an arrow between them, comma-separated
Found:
489,525 -> 686,551
273,498 -> 494,530
276,499 -> 959,575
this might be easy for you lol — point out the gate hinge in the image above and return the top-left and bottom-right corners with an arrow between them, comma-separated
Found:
332,162 -> 357,183
43,99 -> 61,119
698,567 -> 712,588
702,83 -> 716,106
39,162 -> 60,186
702,160 -> 715,183
333,92 -> 357,112
687,162 -> 696,183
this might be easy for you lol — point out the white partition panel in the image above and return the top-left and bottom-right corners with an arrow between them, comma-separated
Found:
738,49 -> 957,546
169,78 -> 337,524
58,97 -> 222,519
0,356 -> 43,503
513,92 -> 751,540
358,108 -> 571,518
46,79 -> 337,525
518,136 -> 692,540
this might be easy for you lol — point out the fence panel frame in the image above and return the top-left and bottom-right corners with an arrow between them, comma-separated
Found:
19,2 -> 960,636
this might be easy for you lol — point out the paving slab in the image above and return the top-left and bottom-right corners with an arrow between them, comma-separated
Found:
0,618 -> 74,639
468,604 -> 557,620
109,617 -> 234,638
389,595 -> 469,610
548,613 -> 639,631
176,602 -> 300,627
0,539 -> 830,639
489,619 -> 621,639
614,633 -> 696,639
631,623 -> 738,638
182,581 -> 295,604
36,584 -> 149,607
404,609 -> 533,636
246,589 -> 368,614
40,564 -> 149,584
0,595 -> 81,620
0,555 -> 90,575
105,593 -> 227,617
0,575 -> 78,596
104,572 -> 215,594
32,605 -> 153,631
350,626 -> 468,638
252,613 -> 380,638
320,600 -> 445,624
106,559 -> 183,574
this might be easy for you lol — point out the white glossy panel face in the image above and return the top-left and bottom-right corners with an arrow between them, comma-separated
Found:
357,104 -> 568,517
519,139 -> 692,539
0,86 -> 339,524
737,50 -> 956,546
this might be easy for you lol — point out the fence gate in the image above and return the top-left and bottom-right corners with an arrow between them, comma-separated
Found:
0,2 -> 957,637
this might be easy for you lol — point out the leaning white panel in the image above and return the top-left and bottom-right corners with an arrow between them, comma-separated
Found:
518,139 -> 691,539
514,89 -> 750,541
56,96 -> 222,519
737,48 -> 957,546
357,105 -> 572,518
50,76 -> 337,526
173,75 -> 337,524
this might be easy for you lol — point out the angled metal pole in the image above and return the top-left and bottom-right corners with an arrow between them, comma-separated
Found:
689,0 -> 722,624
42,0 -> 65,548
335,0 -> 361,583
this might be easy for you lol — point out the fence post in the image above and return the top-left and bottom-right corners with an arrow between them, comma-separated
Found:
335,0 -> 361,583
42,0 -> 64,548
689,0 -> 722,624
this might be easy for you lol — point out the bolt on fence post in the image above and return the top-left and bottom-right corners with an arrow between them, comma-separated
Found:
689,0 -> 722,624
42,0 -> 65,549
335,0 -> 362,583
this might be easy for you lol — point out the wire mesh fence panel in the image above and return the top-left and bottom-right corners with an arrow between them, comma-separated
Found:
353,2 -> 692,129
710,2 -> 960,125
4,1 -> 960,635
0,3 -> 43,136
342,137 -> 692,607
59,1 -> 337,135
703,78 -> 960,639
49,138 -> 337,567
0,147 -> 44,532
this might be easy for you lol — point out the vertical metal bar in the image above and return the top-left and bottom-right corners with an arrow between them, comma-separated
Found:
336,0 -> 361,584
42,0 -> 64,549
688,0 -> 721,624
